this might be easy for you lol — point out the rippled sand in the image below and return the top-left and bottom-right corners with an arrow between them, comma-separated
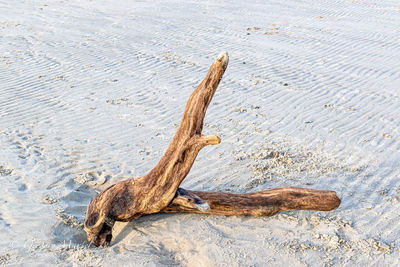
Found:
1,0 -> 400,265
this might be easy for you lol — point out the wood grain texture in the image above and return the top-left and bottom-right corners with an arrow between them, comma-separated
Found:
164,187 -> 340,216
84,52 -> 341,247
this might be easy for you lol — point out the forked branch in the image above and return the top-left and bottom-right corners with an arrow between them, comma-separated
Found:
84,52 -> 340,247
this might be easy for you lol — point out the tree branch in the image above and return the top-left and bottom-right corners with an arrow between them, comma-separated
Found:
163,187 -> 340,216
84,52 -> 341,247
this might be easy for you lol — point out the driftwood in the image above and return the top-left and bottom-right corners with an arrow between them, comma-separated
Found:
84,52 -> 340,246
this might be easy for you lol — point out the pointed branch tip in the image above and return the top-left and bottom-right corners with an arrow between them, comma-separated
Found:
197,135 -> 221,146
217,52 -> 229,69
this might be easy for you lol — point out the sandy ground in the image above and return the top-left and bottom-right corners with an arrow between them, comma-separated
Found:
1,0 -> 400,266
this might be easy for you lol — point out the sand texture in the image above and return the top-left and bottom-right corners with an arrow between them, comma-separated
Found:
1,0 -> 400,266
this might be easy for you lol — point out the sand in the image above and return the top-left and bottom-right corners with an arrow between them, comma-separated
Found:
1,0 -> 400,265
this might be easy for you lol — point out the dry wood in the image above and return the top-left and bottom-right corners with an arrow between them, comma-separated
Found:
84,52 -> 341,247
163,187 -> 340,216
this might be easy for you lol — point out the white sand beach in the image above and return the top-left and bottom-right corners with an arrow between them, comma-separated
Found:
1,0 -> 400,265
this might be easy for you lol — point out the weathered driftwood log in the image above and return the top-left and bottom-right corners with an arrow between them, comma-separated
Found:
84,52 -> 340,247
163,187 -> 340,216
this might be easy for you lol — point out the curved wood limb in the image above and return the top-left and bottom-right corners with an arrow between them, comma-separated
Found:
84,52 -> 341,247
164,187 -> 340,216
84,52 -> 229,246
